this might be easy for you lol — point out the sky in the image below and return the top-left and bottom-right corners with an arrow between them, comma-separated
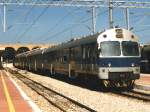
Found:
0,0 -> 150,44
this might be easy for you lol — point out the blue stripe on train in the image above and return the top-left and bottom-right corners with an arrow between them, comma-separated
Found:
98,57 -> 140,67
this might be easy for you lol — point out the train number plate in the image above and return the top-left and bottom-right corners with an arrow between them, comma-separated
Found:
120,74 -> 126,78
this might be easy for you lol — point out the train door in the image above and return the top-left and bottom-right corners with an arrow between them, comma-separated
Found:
34,59 -> 37,71
68,47 -> 81,78
81,43 -> 98,71
81,45 -> 88,70
69,47 -> 75,77
27,57 -> 31,70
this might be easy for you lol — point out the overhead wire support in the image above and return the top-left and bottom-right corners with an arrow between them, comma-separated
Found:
92,6 -> 96,34
125,8 -> 130,30
109,0 -> 113,28
0,1 -> 150,8
0,0 -> 105,7
1,0 -> 150,33
3,4 -> 6,32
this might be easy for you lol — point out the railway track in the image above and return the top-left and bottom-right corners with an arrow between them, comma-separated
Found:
111,89 -> 150,102
11,71 -> 96,112
14,70 -> 150,102
7,68 -> 150,111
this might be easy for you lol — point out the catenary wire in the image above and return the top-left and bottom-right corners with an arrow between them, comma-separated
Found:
15,6 -> 49,43
34,7 -> 83,43
13,0 -> 38,42
39,9 -> 108,43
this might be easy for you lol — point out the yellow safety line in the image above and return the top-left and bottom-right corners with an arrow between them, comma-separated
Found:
1,71 -> 16,112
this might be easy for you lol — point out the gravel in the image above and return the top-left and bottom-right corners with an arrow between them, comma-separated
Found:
8,68 -> 150,112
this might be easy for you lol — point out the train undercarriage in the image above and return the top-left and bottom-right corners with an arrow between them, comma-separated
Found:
102,80 -> 135,89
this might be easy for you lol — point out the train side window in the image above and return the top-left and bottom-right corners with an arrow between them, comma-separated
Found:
63,56 -> 67,62
63,48 -> 69,62
87,47 -> 91,58
70,47 -> 75,60
83,47 -> 86,59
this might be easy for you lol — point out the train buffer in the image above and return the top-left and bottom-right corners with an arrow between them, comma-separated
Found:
135,73 -> 150,91
0,70 -> 41,112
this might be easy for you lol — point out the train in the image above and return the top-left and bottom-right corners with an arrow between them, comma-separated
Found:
141,45 -> 150,73
14,28 -> 141,88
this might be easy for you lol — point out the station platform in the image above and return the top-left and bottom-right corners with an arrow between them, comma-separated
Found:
135,73 -> 150,91
0,70 -> 40,112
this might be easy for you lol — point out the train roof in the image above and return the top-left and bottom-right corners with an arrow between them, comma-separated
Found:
44,33 -> 100,53
15,33 -> 100,57
97,28 -> 139,43
27,48 -> 45,56
15,50 -> 30,58
16,28 -> 139,57
16,48 -> 45,57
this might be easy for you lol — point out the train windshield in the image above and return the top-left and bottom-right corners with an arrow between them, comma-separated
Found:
122,41 -> 139,56
100,41 -> 121,56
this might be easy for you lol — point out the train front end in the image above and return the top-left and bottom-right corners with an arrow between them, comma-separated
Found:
97,28 -> 140,87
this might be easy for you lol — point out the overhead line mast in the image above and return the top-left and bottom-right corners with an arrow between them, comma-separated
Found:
92,7 -> 96,34
125,8 -> 130,30
3,4 -> 6,32
109,0 -> 113,28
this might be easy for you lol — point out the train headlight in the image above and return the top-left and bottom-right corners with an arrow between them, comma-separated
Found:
131,63 -> 135,67
108,63 -> 111,67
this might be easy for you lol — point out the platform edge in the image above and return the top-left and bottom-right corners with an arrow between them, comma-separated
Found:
5,70 -> 42,112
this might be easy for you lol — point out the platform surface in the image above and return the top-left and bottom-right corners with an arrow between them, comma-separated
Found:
0,70 -> 33,112
135,73 -> 150,86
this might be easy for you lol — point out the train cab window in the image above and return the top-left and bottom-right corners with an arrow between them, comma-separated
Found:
100,41 -> 121,56
122,41 -> 139,56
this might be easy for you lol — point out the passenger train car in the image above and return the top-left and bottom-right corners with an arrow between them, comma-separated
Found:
14,28 -> 141,88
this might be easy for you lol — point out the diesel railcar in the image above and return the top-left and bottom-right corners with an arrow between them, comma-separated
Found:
14,28 -> 141,88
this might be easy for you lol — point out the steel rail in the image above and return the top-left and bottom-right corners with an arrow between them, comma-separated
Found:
11,70 -> 96,112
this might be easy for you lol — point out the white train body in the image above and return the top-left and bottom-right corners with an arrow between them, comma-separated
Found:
97,28 -> 140,80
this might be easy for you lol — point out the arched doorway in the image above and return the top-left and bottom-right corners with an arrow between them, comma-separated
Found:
2,47 -> 16,63
17,47 -> 30,54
